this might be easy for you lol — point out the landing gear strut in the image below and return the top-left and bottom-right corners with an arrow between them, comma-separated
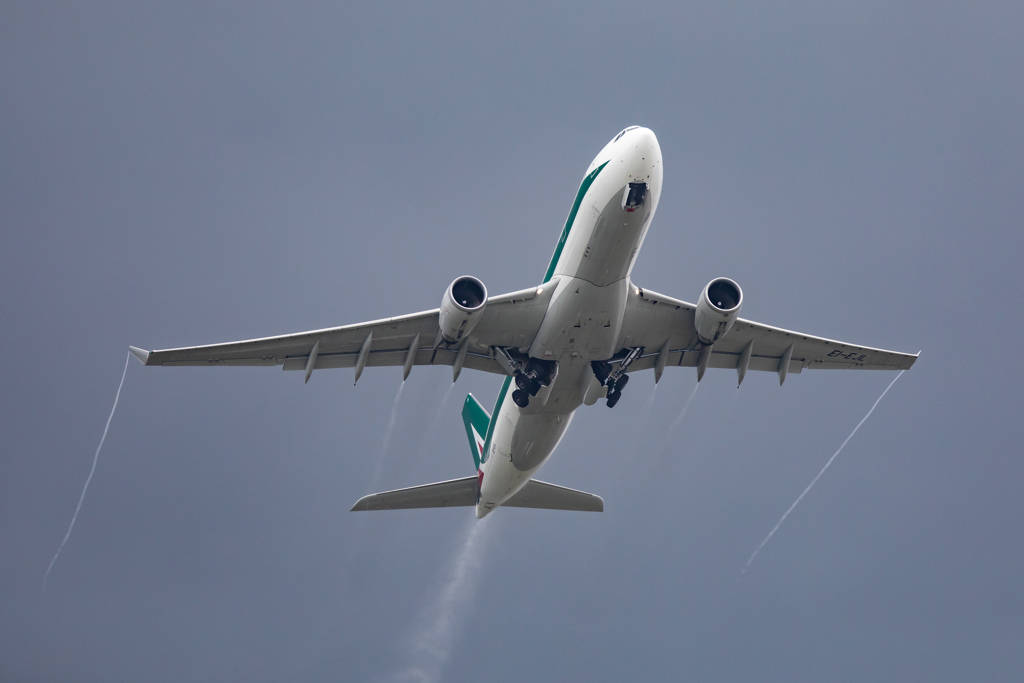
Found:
604,374 -> 629,408
495,348 -> 556,409
594,347 -> 644,408
515,373 -> 541,396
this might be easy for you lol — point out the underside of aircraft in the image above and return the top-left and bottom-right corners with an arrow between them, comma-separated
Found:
131,126 -> 916,517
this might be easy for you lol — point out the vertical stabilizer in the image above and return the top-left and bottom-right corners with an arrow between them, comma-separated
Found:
461,394 -> 491,470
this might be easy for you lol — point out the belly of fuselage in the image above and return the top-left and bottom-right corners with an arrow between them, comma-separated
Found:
476,127 -> 664,517
528,184 -> 652,368
476,405 -> 575,516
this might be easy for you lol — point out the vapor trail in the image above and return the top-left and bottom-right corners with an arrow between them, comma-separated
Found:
381,381 -> 406,458
368,382 -> 406,492
742,370 -> 905,574
646,382 -> 659,409
44,353 -> 131,590
614,384 -> 659,478
634,383 -> 658,446
414,382 -> 455,464
394,519 -> 489,683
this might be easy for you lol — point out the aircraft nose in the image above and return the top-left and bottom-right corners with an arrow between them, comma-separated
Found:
631,127 -> 660,157
631,126 -> 658,149
622,127 -> 661,182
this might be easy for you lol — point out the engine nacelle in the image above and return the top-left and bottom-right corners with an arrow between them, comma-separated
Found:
694,277 -> 743,345
439,275 -> 488,344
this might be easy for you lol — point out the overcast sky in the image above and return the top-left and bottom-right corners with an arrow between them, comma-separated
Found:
3,2 -> 1024,681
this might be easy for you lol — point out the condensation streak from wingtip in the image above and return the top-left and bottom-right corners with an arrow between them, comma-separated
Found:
381,381 -> 406,458
44,352 -> 131,591
741,370 -> 906,575
415,382 -> 455,464
367,381 -> 406,494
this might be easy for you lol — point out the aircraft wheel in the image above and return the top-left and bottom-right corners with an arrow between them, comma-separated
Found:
515,373 -> 528,390
615,373 -> 629,391
512,389 -> 530,408
606,390 -> 621,408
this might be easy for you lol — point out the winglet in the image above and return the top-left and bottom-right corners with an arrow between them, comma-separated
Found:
128,346 -> 150,365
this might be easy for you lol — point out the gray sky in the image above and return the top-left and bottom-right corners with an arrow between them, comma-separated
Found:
3,2 -> 1023,680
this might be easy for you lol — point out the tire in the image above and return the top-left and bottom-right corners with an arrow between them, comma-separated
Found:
512,389 -> 530,408
515,374 -> 528,390
616,374 -> 630,391
606,390 -> 621,408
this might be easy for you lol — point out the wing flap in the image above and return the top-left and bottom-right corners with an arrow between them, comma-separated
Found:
622,285 -> 917,377
627,349 -> 805,375
279,347 -> 504,376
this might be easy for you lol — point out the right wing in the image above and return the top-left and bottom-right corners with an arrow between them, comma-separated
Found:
131,284 -> 555,380
620,286 -> 917,382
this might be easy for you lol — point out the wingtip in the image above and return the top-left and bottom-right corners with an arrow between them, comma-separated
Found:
128,346 -> 150,365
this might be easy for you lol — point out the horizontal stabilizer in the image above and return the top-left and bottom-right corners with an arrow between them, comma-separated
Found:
350,477 -> 603,512
504,479 -> 603,512
351,476 -> 477,511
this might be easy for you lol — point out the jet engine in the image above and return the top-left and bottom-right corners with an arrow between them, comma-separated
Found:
439,275 -> 488,343
694,277 -> 742,345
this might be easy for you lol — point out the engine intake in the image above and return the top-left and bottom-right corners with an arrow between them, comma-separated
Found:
439,275 -> 488,343
694,277 -> 742,345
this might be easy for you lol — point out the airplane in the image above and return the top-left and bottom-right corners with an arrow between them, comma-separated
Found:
129,126 -> 917,518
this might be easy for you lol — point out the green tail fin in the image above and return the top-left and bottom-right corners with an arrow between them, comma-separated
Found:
462,394 -> 491,470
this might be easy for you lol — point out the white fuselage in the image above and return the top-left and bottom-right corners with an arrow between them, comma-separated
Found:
477,127 -> 663,517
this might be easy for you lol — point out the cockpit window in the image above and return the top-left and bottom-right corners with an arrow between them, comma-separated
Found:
613,126 -> 640,143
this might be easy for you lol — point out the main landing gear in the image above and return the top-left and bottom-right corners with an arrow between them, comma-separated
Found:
511,371 -> 541,408
592,346 -> 644,409
605,373 -> 629,408
496,349 -> 556,409
511,387 -> 531,408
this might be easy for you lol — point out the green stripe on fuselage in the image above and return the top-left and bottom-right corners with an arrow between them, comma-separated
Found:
480,375 -> 512,466
541,160 -> 609,283
481,161 -> 609,472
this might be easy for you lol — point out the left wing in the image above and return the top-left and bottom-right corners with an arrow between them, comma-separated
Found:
619,286 -> 917,383
130,285 -> 554,380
